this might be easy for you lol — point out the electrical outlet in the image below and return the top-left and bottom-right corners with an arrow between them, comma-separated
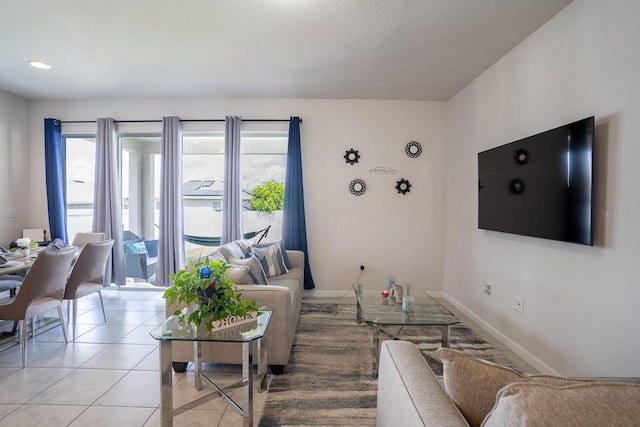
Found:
514,296 -> 524,313
483,283 -> 491,295
359,260 -> 365,270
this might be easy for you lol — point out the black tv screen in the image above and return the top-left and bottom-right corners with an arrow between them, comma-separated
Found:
478,116 -> 594,246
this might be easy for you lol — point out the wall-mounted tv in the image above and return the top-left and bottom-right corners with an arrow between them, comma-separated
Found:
478,116 -> 594,246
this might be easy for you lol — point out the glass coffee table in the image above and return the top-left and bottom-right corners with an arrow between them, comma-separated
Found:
353,283 -> 459,377
149,310 -> 272,427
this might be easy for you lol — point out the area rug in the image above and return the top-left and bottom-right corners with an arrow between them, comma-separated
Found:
258,298 -> 513,426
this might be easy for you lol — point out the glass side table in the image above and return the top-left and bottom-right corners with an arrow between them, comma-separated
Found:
149,310 -> 272,427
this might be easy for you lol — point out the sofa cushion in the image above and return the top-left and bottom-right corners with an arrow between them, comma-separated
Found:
250,244 -> 288,277
482,382 -> 640,427
230,254 -> 268,286
437,348 -> 591,427
253,240 -> 292,269
125,241 -> 148,256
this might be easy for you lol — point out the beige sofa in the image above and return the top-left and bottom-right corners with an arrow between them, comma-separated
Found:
377,340 -> 640,426
167,239 -> 304,375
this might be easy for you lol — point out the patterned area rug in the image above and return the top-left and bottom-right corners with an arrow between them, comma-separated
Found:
258,298 -> 512,426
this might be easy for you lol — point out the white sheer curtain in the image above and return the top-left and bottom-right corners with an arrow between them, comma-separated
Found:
156,116 -> 185,286
93,118 -> 124,286
221,116 -> 243,244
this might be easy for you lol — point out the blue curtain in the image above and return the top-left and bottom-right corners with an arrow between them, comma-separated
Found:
44,118 -> 68,242
283,117 -> 315,289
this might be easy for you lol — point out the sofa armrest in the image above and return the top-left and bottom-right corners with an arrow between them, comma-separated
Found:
236,284 -> 297,348
377,341 -> 469,427
285,250 -> 304,269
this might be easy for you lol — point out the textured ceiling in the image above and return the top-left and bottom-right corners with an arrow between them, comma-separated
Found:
0,0 -> 572,101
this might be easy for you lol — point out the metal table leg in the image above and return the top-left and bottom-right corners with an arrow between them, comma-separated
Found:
194,341 -> 202,391
441,325 -> 450,347
355,283 -> 363,324
159,340 -> 173,427
372,326 -> 380,378
242,341 -> 254,427
258,336 -> 269,392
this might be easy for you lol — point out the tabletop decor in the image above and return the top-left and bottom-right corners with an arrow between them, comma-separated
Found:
14,237 -> 38,256
163,257 -> 260,331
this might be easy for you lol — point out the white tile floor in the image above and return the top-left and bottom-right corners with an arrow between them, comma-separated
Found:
0,289 -> 267,427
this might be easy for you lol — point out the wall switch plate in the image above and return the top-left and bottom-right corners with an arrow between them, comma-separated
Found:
6,208 -> 16,218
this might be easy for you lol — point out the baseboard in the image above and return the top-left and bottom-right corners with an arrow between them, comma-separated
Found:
441,291 -> 560,376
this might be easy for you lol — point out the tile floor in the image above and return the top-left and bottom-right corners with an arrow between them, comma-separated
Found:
0,289 -> 268,427
0,290 -> 537,427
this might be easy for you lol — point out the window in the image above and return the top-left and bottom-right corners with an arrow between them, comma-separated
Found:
64,136 -> 96,243
241,131 -> 288,243
183,133 -> 225,260
182,130 -> 287,260
120,136 -> 162,241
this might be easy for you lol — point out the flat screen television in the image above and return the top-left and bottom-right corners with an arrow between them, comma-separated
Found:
478,116 -> 594,246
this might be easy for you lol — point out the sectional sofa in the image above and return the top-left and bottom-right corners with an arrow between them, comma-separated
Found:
377,340 -> 640,426
166,238 -> 304,374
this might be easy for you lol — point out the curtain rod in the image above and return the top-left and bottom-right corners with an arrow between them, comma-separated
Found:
58,118 -> 300,124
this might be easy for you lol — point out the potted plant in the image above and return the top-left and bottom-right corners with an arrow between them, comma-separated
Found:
13,237 -> 38,257
163,257 -> 260,331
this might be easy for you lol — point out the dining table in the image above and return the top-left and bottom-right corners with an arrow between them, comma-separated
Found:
0,251 -> 39,276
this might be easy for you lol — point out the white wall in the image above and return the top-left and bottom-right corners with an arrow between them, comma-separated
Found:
0,90 -> 29,246
444,0 -> 640,377
27,98 -> 447,293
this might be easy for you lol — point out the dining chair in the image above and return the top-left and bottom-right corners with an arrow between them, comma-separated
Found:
70,232 -> 106,248
0,247 -> 76,368
63,239 -> 114,340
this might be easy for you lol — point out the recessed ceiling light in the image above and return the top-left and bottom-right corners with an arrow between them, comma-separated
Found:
29,60 -> 51,70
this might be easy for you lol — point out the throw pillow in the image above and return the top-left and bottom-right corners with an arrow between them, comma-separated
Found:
229,254 -> 268,286
233,239 -> 253,254
437,348 -> 592,427
227,265 -> 256,285
125,242 -> 148,257
218,242 -> 245,262
250,244 -> 288,277
482,382 -> 640,426
253,240 -> 292,269
202,251 -> 226,263
143,239 -> 158,257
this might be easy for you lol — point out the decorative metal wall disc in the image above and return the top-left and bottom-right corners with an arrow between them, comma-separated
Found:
344,148 -> 360,165
395,178 -> 411,195
405,141 -> 422,158
514,149 -> 529,165
510,178 -> 525,195
349,179 -> 366,196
